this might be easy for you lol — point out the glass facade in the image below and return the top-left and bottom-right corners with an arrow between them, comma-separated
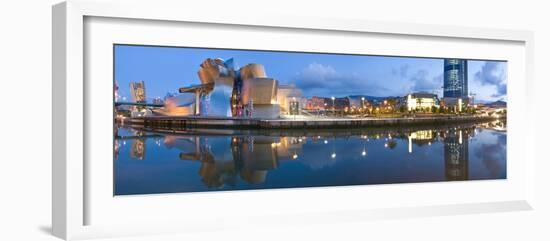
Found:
443,59 -> 468,98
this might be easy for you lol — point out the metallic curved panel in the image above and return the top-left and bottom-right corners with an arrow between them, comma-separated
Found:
241,77 -> 278,105
239,64 -> 266,80
255,104 -> 280,119
201,77 -> 234,117
153,92 -> 196,116
197,58 -> 235,85
172,92 -> 196,107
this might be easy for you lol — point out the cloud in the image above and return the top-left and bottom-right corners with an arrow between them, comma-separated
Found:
474,133 -> 506,177
294,62 -> 338,89
474,62 -> 507,97
409,70 -> 441,93
293,63 -> 388,96
392,64 -> 409,78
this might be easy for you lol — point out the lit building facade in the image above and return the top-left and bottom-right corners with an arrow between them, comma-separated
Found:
328,97 -> 350,110
305,96 -> 328,110
406,93 -> 439,111
440,97 -> 470,112
129,80 -> 146,103
276,84 -> 303,115
196,58 -> 236,117
443,59 -> 468,98
169,58 -> 281,119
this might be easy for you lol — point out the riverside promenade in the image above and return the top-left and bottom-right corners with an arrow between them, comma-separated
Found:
125,115 -> 501,130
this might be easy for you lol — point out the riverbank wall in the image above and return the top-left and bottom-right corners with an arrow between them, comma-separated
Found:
123,115 -> 502,130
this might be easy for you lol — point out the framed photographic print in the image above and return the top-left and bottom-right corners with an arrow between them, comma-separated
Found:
53,0 -> 535,240
113,45 -> 508,195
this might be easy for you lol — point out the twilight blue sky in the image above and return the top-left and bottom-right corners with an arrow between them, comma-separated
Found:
114,45 -> 507,103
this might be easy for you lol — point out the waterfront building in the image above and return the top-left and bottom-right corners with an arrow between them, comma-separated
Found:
276,84 -> 303,115
152,97 -> 164,105
197,58 -> 236,85
152,94 -> 195,116
173,58 -> 282,119
114,81 -> 120,102
130,108 -> 153,117
239,63 -> 267,80
202,76 -> 235,117
241,77 -> 278,105
129,80 -> 146,103
328,97 -> 350,110
347,96 -> 371,111
441,97 -> 470,112
406,92 -> 439,111
379,98 -> 399,112
195,58 -> 236,117
241,77 -> 280,119
443,59 -> 468,98
305,96 -> 328,110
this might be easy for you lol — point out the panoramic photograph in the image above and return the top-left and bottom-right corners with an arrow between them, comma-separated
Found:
113,44 -> 507,195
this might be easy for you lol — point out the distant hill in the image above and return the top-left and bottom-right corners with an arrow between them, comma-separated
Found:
486,100 -> 507,108
348,95 -> 400,103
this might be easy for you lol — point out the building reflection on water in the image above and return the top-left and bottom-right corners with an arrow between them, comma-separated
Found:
115,120 -> 506,193
130,139 -> 146,160
162,135 -> 301,188
406,128 -> 471,181
443,129 -> 469,181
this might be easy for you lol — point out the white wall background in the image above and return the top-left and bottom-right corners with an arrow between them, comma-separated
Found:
0,0 -> 548,240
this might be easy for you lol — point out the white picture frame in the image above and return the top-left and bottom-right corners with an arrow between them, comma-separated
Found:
52,0 -> 536,240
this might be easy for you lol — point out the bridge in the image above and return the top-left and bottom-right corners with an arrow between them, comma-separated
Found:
114,102 -> 164,108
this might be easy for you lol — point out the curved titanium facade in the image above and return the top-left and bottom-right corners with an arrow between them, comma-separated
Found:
239,64 -> 266,80
197,58 -> 235,84
201,77 -> 234,117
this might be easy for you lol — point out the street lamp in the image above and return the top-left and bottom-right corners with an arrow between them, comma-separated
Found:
361,97 -> 365,116
331,96 -> 335,116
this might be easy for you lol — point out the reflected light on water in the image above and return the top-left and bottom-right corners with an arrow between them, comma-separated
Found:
114,120 -> 507,195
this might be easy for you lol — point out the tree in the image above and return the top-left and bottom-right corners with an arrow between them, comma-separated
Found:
399,105 -> 406,113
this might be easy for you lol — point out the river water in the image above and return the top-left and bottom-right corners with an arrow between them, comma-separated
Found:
114,120 -> 506,195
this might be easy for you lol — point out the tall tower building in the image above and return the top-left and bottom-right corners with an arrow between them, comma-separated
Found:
130,80 -> 146,103
443,59 -> 468,98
